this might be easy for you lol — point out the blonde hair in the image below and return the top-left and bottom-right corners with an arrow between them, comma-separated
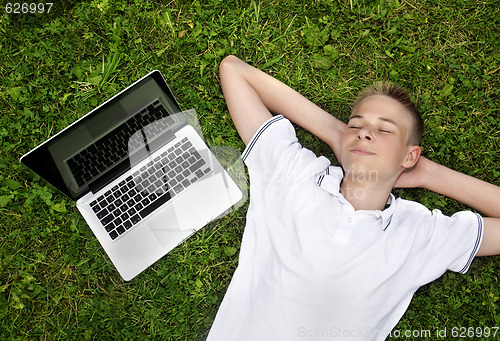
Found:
352,81 -> 423,145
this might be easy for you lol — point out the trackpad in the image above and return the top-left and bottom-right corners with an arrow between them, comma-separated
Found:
185,173 -> 235,221
148,173 -> 234,250
148,196 -> 203,251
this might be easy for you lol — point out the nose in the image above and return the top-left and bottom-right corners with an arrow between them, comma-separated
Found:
356,128 -> 373,141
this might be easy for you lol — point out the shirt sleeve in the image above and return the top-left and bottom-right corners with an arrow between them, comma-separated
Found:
241,115 -> 329,186
413,208 -> 484,285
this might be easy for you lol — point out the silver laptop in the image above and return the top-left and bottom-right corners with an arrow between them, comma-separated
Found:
20,71 -> 243,280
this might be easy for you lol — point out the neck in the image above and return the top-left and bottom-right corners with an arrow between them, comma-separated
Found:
340,176 -> 393,211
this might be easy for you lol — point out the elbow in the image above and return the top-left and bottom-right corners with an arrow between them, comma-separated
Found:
219,55 -> 241,80
220,55 -> 240,69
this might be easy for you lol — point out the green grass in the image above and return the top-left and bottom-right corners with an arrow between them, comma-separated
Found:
1,0 -> 499,339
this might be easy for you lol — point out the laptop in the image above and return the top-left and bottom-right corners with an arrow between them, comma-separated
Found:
20,71 -> 243,280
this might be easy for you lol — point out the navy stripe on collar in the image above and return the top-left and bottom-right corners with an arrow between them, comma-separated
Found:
317,175 -> 325,186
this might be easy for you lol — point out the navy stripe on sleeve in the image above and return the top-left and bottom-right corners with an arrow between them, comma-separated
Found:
458,213 -> 483,274
241,115 -> 285,161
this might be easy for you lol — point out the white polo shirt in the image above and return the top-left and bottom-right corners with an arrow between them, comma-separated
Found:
207,115 -> 483,341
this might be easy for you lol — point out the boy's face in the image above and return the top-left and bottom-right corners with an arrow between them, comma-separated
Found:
340,95 -> 419,183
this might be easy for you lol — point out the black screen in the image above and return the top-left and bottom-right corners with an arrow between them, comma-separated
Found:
20,71 -> 184,200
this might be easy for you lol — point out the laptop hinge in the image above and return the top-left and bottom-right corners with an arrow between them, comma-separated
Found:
147,130 -> 176,152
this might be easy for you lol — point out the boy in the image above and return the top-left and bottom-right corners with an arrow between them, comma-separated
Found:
206,55 -> 500,340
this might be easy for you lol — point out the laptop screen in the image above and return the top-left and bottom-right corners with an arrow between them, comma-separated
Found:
20,71 -> 184,201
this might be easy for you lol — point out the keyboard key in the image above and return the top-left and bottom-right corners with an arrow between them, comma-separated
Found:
189,159 -> 205,173
153,179 -> 163,189
110,230 -> 119,240
130,214 -> 141,225
147,184 -> 156,193
101,214 -> 114,226
139,191 -> 172,218
195,169 -> 204,178
104,222 -> 115,232
174,184 -> 184,194
96,208 -> 109,219
191,150 -> 201,159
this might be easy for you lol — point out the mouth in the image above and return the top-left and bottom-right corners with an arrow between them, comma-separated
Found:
350,146 -> 376,156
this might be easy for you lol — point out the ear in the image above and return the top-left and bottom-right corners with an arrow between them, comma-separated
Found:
402,145 -> 421,169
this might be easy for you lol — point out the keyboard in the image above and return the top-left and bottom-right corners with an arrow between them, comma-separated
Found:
89,137 -> 211,240
67,100 -> 176,187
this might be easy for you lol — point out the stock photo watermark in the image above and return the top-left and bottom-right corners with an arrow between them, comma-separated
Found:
5,2 -> 53,14
341,169 -> 379,200
297,326 -> 499,339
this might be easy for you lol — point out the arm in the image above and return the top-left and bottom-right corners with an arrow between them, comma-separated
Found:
219,55 -> 346,159
396,157 -> 500,256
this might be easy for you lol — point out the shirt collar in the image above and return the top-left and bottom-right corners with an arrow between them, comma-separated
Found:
317,166 -> 396,231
